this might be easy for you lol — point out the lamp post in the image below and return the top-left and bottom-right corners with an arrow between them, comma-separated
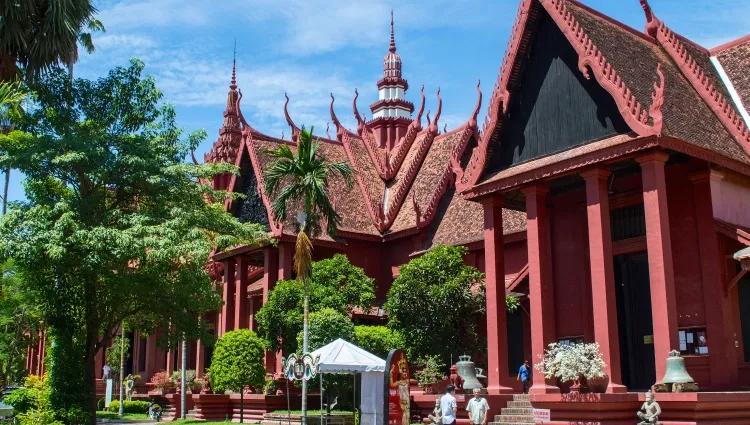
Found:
296,211 -> 311,425
118,323 -> 124,417
180,338 -> 187,419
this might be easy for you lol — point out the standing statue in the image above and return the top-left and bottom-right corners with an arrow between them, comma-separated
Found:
637,391 -> 662,424
427,398 -> 442,425
124,374 -> 135,402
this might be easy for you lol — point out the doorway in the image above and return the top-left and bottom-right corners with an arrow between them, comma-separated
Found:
614,252 -> 656,390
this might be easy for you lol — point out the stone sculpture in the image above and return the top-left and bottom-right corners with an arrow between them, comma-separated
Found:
427,398 -> 442,425
124,374 -> 135,401
637,391 -> 661,424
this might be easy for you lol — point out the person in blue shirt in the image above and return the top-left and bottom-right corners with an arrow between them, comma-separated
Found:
517,360 -> 532,394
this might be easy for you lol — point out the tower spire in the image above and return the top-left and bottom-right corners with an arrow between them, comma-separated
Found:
389,9 -> 396,53
230,38 -> 237,90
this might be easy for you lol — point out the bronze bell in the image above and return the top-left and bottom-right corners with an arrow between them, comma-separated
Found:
456,355 -> 483,390
660,350 -> 694,385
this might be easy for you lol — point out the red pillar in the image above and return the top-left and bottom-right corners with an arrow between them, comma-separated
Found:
195,339 -> 205,378
220,259 -> 236,336
637,152 -> 678,382
522,184 -> 559,394
689,169 -> 738,389
234,256 -> 249,330
278,243 -> 293,281
263,247 -> 279,375
166,349 -> 175,375
582,168 -> 626,393
481,195 -> 513,394
144,334 -> 157,381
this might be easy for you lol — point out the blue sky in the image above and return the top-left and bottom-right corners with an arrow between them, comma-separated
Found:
5,0 -> 750,203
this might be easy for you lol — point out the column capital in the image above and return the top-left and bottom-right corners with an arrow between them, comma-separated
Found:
521,183 -> 550,196
688,168 -> 724,184
636,151 -> 670,165
479,194 -> 504,208
580,167 -> 612,181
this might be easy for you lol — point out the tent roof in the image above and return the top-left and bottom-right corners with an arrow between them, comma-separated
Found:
310,338 -> 385,374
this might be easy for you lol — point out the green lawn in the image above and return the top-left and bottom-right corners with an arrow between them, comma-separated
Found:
169,421 -> 232,425
96,411 -> 150,421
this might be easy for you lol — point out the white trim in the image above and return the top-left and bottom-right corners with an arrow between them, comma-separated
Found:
710,56 -> 750,127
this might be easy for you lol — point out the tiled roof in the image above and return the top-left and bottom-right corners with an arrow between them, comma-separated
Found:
715,38 -> 750,120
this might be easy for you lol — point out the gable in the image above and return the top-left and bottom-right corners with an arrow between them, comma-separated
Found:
233,150 -> 270,230
486,10 -> 630,174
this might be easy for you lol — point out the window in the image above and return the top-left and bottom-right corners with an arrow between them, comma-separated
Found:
558,336 -> 584,347
679,327 -> 708,355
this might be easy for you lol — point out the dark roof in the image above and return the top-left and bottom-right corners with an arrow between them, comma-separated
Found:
715,37 -> 750,120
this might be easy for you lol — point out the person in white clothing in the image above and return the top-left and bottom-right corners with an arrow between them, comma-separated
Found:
466,388 -> 490,425
102,364 -> 111,381
440,385 -> 458,425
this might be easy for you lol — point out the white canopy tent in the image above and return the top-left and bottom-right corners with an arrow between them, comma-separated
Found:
309,339 -> 385,425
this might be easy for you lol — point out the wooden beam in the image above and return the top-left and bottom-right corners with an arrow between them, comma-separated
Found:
726,269 -> 748,296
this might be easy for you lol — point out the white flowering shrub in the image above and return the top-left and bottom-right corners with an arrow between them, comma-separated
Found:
534,342 -> 607,383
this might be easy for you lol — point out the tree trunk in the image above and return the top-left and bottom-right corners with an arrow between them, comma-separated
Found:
3,166 -> 9,215
85,346 -> 98,425
240,390 -> 244,423
301,287 -> 309,425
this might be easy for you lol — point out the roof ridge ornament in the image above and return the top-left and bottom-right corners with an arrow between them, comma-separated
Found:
283,92 -> 300,142
466,80 -> 482,130
329,93 -> 348,142
428,88 -> 442,135
390,9 -> 397,53
231,38 -> 237,90
639,0 -> 660,38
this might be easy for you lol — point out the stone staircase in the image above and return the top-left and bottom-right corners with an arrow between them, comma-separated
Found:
489,394 -> 534,425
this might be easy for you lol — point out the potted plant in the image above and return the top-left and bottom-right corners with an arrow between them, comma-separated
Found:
263,379 -> 279,396
191,378 -> 204,394
414,355 -> 444,394
534,342 -> 607,393
150,371 -> 174,394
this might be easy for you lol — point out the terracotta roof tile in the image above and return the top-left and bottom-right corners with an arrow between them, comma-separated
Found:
421,187 -> 526,251
716,39 -> 750,117
565,2 -> 749,165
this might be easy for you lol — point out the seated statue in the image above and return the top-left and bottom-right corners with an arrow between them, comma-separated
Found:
637,391 -> 661,424
427,398 -> 442,425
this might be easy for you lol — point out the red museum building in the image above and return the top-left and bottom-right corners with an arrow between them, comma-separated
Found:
26,0 -> 750,423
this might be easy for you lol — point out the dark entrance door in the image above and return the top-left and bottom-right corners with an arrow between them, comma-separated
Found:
614,252 -> 656,390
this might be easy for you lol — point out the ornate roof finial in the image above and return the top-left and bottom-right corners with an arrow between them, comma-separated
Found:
283,93 -> 300,141
429,88 -> 442,134
443,123 -> 447,134
326,122 -> 331,139
353,88 -> 368,135
640,0 -> 660,38
281,131 -> 285,140
389,9 -> 397,53
230,38 -> 237,90
468,80 -> 482,129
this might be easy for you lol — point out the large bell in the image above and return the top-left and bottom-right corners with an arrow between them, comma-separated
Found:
660,350 -> 694,384
455,355 -> 483,390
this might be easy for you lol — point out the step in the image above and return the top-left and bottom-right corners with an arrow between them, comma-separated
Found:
512,394 -> 530,402
505,400 -> 531,408
500,407 -> 532,415
489,421 -> 534,425
495,415 -> 535,423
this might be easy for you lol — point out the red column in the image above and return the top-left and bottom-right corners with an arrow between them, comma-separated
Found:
689,169 -> 738,389
481,195 -> 513,394
195,339 -> 205,379
582,168 -> 626,393
522,184 -> 559,394
234,256 -> 249,330
278,243 -> 293,281
145,334 -> 157,380
166,349 -> 175,375
220,259 -> 236,336
263,247 -> 279,375
637,152 -> 678,382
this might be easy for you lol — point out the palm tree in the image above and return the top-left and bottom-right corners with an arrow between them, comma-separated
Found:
0,0 -> 104,213
0,80 -> 27,214
264,126 -> 353,424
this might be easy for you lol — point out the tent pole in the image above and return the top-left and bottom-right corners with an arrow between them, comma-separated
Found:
286,378 -> 291,425
320,374 -> 323,425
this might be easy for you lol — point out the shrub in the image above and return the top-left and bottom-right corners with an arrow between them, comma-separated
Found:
297,308 -> 356,352
209,329 -> 266,394
97,397 -> 105,411
534,342 -> 607,383
4,387 -> 41,415
170,369 -> 196,387
414,355 -> 444,387
149,371 -> 173,392
354,326 -> 405,358
107,400 -> 151,414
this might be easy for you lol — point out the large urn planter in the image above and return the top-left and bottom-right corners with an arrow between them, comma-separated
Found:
587,374 -> 609,393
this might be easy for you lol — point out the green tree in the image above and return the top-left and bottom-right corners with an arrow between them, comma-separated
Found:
384,245 -> 485,362
0,80 -> 29,215
209,330 -> 265,423
0,0 -> 104,214
0,60 -> 266,425
0,260 -> 42,386
297,308 -> 355,352
256,255 -> 374,354
354,326 -> 405,359
104,336 -> 130,380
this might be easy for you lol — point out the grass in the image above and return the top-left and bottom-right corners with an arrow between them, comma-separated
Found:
96,411 -> 149,421
169,421 -> 233,425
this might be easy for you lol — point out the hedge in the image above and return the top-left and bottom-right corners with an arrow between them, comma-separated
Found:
107,400 -> 151,414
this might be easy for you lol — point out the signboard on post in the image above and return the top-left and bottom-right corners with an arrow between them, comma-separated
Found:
532,408 -> 550,423
104,379 -> 113,408
384,349 -> 410,425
